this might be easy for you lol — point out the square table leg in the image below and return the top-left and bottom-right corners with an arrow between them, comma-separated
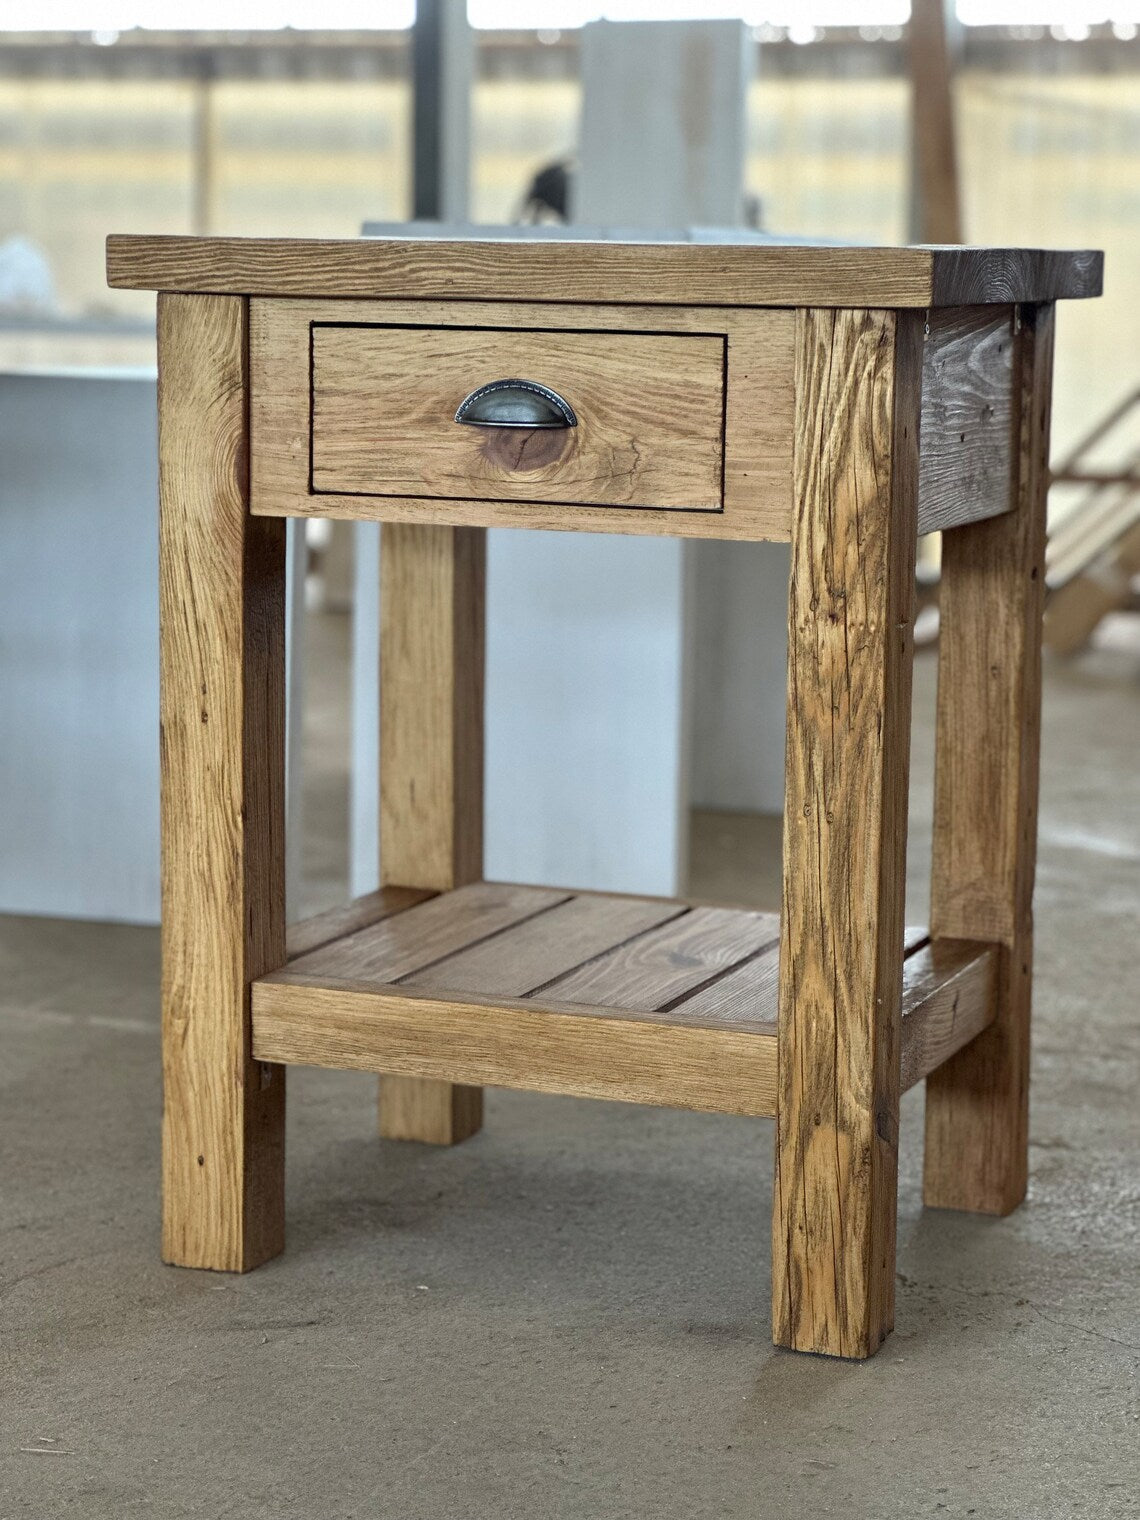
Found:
924,303 -> 1055,1214
772,306 -> 922,1358
158,292 -> 287,1271
377,521 -> 486,1145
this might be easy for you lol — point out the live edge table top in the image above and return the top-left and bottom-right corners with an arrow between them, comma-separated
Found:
107,235 -> 1102,309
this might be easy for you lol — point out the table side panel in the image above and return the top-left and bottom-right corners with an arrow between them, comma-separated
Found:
918,305 -> 1016,535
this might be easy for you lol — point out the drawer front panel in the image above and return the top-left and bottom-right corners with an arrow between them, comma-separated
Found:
310,324 -> 726,512
249,297 -> 795,542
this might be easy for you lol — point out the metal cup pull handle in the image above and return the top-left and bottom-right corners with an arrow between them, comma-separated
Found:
454,379 -> 577,430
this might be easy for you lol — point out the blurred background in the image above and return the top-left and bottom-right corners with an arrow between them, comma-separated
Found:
0,3 -> 1136,448
0,1 -> 1137,927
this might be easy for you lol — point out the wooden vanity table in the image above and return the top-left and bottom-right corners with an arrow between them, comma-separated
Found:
107,235 -> 1101,1358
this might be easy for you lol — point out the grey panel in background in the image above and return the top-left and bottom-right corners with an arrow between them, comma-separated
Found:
0,372 -> 160,922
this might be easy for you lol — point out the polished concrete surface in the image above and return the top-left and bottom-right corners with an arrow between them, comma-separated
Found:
3,617 -> 1138,1519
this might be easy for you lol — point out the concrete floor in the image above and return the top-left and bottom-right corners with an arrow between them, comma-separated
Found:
3,617 -> 1139,1519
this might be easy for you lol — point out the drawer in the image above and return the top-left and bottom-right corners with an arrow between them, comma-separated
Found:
249,298 -> 795,541
309,323 -> 726,512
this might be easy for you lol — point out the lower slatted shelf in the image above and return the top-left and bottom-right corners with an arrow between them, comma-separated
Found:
255,882 -> 997,1116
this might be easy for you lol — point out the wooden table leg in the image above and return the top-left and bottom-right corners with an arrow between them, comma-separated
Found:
772,307 -> 922,1358
377,521 -> 485,1145
158,293 -> 286,1270
924,303 -> 1055,1214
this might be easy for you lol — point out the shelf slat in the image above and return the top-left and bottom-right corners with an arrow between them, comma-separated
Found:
286,881 -> 568,984
668,940 -> 780,1026
285,885 -> 435,960
403,892 -> 688,999
538,905 -> 779,1010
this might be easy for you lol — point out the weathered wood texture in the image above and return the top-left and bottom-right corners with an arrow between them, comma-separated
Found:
540,905 -> 778,1008
899,941 -> 997,1091
311,324 -> 725,510
402,892 -> 687,998
773,306 -> 922,1360
378,521 -> 486,1143
253,978 -> 780,1118
918,306 -> 1015,534
275,886 -> 778,1019
158,292 -> 287,1272
108,235 -> 1103,308
256,885 -> 782,1116
254,883 -> 986,1119
285,885 -> 435,960
250,298 -> 793,542
925,302 -> 1055,1214
290,882 -> 568,984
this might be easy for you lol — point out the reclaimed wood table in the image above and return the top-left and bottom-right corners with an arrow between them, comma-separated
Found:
107,235 -> 1101,1359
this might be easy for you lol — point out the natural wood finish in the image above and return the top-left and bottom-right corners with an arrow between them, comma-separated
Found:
255,885 -> 987,1120
311,324 -> 725,511
250,298 -> 793,542
252,977 -> 779,1119
157,291 -> 286,1272
108,235 -> 1103,308
131,228 -> 1092,1349
377,521 -> 487,1144
925,302 -> 1055,1214
288,882 -> 568,984
773,306 -> 922,1360
649,928 -> 780,1024
899,940 -> 997,1090
665,933 -> 992,1082
379,1077 -> 484,1148
285,885 -> 435,960
379,523 -> 485,892
402,892 -> 687,998
542,905 -> 778,1009
918,306 -> 1015,534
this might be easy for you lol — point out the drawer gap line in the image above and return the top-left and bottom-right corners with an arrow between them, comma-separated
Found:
306,485 -> 728,517
308,319 -> 734,341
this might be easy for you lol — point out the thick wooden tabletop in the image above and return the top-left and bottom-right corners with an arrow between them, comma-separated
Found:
107,235 -> 1102,309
